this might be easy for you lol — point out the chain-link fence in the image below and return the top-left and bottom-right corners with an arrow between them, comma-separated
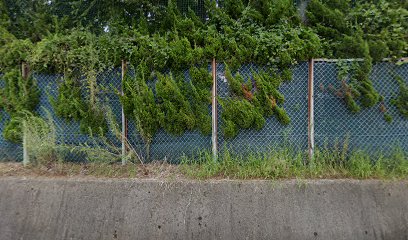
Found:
0,114 -> 21,161
127,66 -> 213,162
1,61 -> 408,162
0,72 -> 23,161
216,62 -> 309,155
35,69 -> 123,162
314,60 -> 408,155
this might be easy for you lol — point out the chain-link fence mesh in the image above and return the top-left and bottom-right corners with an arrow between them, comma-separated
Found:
1,61 -> 408,162
34,68 -> 123,162
0,73 -> 23,161
0,65 -> 213,162
0,73 -> 22,161
0,113 -> 21,161
127,66 -> 213,163
216,62 -> 309,155
0,69 -> 124,162
314,61 -> 408,155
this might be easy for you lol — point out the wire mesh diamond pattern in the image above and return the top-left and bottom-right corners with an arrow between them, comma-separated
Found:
0,73 -> 23,162
0,112 -> 22,161
127,66 -> 213,163
216,62 -> 309,156
34,69 -> 124,162
1,60 -> 407,162
313,61 -> 408,154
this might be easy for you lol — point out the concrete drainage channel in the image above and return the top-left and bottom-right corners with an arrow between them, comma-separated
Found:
0,177 -> 407,240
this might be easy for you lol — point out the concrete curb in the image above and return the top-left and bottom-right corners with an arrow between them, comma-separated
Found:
0,177 -> 407,240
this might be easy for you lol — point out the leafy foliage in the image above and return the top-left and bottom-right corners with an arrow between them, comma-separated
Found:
221,65 -> 290,138
0,69 -> 40,142
0,69 -> 39,114
156,72 -> 196,135
22,110 -> 60,166
307,0 -> 407,60
0,38 -> 32,72
0,0 -> 407,142
121,63 -> 160,149
79,104 -> 108,135
50,77 -> 83,121
332,60 -> 381,114
186,66 -> 212,135
29,30 -> 110,135
307,0 -> 406,116
121,63 -> 212,156
391,75 -> 408,119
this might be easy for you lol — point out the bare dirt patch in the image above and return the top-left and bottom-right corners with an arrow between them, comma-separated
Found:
0,162 -> 184,180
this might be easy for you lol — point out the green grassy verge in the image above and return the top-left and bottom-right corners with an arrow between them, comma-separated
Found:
180,147 -> 408,180
1,146 -> 407,180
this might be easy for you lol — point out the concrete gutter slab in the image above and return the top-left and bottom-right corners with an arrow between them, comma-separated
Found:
0,177 -> 407,240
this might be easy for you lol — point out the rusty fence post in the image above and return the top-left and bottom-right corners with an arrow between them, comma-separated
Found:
308,59 -> 315,160
211,59 -> 218,162
21,61 -> 29,79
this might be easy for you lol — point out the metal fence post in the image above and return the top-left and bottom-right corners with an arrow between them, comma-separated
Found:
211,59 -> 218,161
21,62 -> 30,166
308,59 -> 315,160
121,60 -> 128,165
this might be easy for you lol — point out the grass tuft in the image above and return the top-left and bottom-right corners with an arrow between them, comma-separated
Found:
180,147 -> 408,180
